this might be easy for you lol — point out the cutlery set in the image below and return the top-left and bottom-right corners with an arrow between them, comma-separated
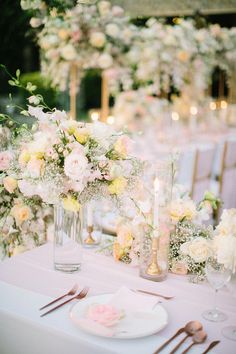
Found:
153,320 -> 220,354
39,284 -> 89,317
39,285 -> 221,354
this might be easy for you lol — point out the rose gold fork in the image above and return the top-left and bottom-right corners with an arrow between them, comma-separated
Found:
40,287 -> 89,317
39,284 -> 78,310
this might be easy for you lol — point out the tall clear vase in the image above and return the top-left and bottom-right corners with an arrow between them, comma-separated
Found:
54,203 -> 83,273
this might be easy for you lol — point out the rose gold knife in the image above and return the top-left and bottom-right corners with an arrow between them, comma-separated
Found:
202,340 -> 220,354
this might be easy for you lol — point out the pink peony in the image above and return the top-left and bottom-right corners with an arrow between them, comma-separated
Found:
0,151 -> 13,171
86,304 -> 122,327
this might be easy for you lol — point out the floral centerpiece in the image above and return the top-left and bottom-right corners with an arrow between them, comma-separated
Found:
113,89 -> 168,131
169,191 -> 220,281
23,0 -> 136,91
11,104 -> 142,209
0,122 -> 52,259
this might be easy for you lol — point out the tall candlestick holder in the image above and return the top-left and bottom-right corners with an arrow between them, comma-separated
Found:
139,160 -> 172,282
146,237 -> 161,276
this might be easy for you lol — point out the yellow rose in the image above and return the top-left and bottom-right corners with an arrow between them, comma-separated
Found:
113,242 -> 124,261
62,196 -> 80,213
19,150 -> 31,166
74,128 -> 89,144
11,204 -> 32,226
108,177 -> 127,195
3,176 -> 18,194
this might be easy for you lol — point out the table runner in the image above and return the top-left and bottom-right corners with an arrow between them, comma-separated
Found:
0,243 -> 236,354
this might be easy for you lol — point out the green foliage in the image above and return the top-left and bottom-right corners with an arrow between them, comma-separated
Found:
19,71 -> 58,108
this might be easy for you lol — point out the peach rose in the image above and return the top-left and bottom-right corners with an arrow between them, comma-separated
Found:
113,242 -> 124,261
3,176 -> 18,193
11,204 -> 32,226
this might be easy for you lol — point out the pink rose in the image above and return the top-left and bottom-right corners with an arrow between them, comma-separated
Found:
87,304 -> 122,327
71,30 -> 81,42
0,151 -> 13,170
112,5 -> 124,16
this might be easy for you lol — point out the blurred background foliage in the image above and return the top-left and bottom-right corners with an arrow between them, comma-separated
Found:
0,0 -> 235,119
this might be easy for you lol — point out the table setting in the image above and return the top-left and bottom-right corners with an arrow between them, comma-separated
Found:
1,1 -> 236,354
0,76 -> 236,354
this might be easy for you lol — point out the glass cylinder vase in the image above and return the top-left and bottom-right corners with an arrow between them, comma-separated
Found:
54,203 -> 83,273
139,160 -> 172,282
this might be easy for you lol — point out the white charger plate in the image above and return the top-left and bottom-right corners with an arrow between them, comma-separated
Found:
69,294 -> 168,339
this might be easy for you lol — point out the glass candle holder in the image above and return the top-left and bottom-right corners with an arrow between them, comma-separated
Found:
54,203 -> 83,273
139,160 -> 172,282
82,200 -> 102,247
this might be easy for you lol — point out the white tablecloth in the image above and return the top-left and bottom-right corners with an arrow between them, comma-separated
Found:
0,243 -> 236,354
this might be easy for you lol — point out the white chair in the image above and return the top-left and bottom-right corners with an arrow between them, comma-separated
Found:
218,139 -> 236,209
191,145 -> 216,203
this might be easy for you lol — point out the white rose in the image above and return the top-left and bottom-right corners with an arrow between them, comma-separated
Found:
170,199 -> 197,223
98,1 -> 111,16
40,35 -> 58,50
214,235 -> 236,270
90,32 -> 106,48
98,53 -> 113,69
61,44 -> 77,60
180,237 -> 212,263
30,17 -> 42,28
215,209 -> 236,237
106,23 -> 119,38
64,151 -> 89,181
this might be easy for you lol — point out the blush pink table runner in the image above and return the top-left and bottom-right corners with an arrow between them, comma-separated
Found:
0,243 -> 236,354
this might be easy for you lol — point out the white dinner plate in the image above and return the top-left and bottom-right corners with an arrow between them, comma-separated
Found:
69,294 -> 168,339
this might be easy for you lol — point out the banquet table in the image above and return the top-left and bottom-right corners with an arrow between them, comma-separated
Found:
0,243 -> 236,354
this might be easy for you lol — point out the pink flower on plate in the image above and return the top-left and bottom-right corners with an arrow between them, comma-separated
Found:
0,151 -> 13,171
86,304 -> 123,327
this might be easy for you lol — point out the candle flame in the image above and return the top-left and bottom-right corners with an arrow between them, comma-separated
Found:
154,178 -> 160,192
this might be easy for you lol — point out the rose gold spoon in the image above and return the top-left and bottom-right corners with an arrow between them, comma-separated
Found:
153,321 -> 203,354
181,330 -> 207,354
169,321 -> 203,354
